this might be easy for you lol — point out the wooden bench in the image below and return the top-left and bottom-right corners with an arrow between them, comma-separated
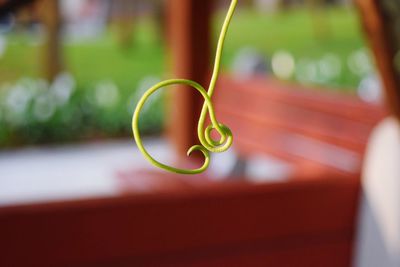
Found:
214,76 -> 386,178
0,174 -> 359,267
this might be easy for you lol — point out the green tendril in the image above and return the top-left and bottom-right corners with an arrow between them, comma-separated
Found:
132,0 -> 237,174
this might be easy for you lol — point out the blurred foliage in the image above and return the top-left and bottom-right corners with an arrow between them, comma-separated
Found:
0,74 -> 165,147
0,17 -> 165,147
0,7 -> 369,147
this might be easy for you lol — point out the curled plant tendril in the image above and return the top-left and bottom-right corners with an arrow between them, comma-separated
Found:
132,0 -> 237,174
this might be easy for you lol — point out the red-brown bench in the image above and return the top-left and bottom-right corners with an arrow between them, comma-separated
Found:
0,174 -> 359,267
214,76 -> 386,178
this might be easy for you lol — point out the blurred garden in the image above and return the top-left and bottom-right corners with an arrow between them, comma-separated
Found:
0,0 -> 375,147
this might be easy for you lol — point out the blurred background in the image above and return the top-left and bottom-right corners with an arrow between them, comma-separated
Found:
1,1 -> 398,266
0,0 -> 380,149
0,0 -> 384,204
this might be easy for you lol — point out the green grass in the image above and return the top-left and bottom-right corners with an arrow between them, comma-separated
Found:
0,7 -> 367,90
65,21 -> 165,91
0,17 -> 165,91
220,7 -> 364,56
215,7 -> 368,89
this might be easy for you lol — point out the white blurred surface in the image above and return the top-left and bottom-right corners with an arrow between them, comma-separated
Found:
0,138 -> 294,207
0,139 -> 169,207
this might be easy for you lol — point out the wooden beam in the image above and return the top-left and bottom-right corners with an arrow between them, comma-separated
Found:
356,0 -> 400,119
114,0 -> 135,49
39,0 -> 62,82
166,0 -> 212,158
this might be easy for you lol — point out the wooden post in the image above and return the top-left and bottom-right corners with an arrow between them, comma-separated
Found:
308,0 -> 331,40
114,0 -> 135,49
356,0 -> 400,119
39,0 -> 62,82
166,0 -> 212,159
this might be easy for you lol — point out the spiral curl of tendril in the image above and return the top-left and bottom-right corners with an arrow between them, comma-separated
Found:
132,0 -> 237,174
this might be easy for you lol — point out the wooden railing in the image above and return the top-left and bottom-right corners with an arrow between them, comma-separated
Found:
213,76 -> 385,177
357,0 -> 400,119
0,174 -> 359,267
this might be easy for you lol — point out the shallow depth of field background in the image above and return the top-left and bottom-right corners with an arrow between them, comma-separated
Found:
0,0 -> 375,148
